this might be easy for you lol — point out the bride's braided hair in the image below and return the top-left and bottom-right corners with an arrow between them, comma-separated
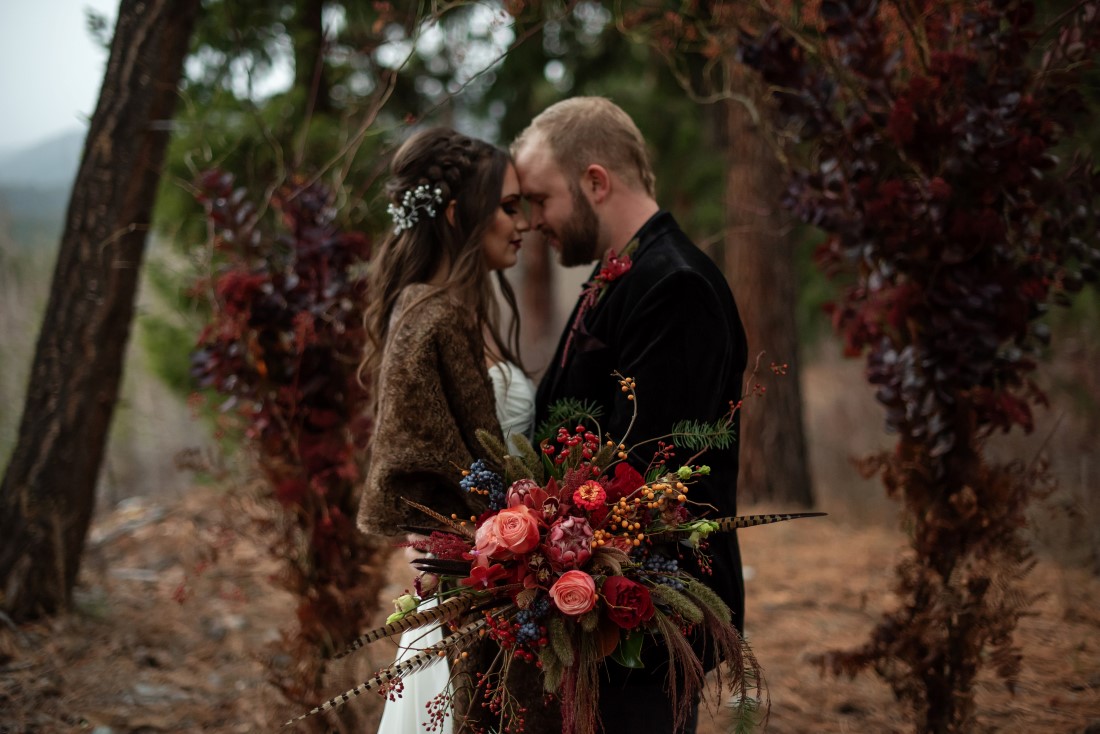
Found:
361,127 -> 524,393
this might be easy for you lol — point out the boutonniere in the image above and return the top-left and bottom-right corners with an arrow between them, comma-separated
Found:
561,239 -> 638,366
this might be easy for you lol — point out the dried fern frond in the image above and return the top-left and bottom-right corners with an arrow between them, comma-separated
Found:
510,433 -> 546,482
283,616 -> 490,727
589,546 -> 630,576
549,615 -> 575,667
333,594 -> 475,659
683,577 -> 732,624
651,584 -> 704,624
502,453 -> 534,483
476,428 -> 509,465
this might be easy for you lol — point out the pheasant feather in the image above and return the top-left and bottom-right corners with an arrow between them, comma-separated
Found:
710,512 -> 826,531
333,594 -> 475,659
282,616 -> 490,727
400,498 -> 476,538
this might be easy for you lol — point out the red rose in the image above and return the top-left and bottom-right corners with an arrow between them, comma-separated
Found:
605,462 -> 644,502
601,575 -> 655,629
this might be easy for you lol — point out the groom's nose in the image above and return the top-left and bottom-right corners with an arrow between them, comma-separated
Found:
528,203 -> 546,230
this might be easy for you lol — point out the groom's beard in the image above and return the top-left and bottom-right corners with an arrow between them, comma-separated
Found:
556,184 -> 600,267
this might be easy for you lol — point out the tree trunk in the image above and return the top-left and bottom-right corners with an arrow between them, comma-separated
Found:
0,0 -> 200,621
722,67 -> 814,508
295,0 -> 331,115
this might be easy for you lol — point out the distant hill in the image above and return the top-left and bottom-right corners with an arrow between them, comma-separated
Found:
0,130 -> 85,248
0,129 -> 85,188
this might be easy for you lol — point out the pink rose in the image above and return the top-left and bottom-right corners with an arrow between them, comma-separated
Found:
549,570 -> 597,616
544,514 -> 594,568
474,505 -> 540,567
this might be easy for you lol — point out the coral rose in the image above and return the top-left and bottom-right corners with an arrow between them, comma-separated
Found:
601,575 -> 655,629
496,504 -> 541,553
474,505 -> 540,567
549,570 -> 597,616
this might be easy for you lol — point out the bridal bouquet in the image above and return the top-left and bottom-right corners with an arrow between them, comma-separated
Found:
286,375 -> 822,733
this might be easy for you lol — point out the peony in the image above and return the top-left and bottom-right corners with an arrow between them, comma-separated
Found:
549,570 -> 597,616
544,514 -> 594,568
601,575 -> 655,629
474,505 -> 541,566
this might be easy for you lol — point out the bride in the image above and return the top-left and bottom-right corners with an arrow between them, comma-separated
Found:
356,126 -> 535,733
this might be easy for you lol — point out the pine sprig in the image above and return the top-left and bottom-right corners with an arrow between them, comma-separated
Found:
534,398 -> 604,442
667,418 -> 737,452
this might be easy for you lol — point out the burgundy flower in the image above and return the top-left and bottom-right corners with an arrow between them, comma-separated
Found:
506,478 -> 546,509
601,575 -> 655,629
544,514 -> 594,568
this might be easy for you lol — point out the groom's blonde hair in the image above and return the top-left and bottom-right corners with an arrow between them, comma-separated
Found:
513,96 -> 656,197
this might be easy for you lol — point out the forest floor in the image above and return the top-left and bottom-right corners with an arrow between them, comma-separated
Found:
1,484 -> 1098,734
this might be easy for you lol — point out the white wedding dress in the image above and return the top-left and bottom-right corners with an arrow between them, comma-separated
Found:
377,361 -> 535,734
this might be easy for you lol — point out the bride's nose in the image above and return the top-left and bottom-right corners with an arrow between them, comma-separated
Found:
514,209 -> 530,233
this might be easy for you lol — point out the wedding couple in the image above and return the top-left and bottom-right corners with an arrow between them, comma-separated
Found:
357,96 -> 748,734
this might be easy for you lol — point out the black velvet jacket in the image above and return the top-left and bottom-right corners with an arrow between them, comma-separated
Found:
537,210 -> 749,680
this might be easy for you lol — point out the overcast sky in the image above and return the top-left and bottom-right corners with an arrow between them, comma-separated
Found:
0,0 -> 118,152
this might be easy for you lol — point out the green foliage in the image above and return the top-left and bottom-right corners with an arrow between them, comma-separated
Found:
138,314 -> 195,395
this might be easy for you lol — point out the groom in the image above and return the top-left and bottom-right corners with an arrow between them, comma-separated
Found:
513,97 -> 749,733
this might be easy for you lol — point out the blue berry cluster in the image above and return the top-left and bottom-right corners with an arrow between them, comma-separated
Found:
643,555 -> 686,591
460,459 -> 505,510
513,596 -> 552,645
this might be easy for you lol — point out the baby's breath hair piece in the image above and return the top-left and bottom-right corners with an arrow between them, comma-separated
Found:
387,183 -> 444,234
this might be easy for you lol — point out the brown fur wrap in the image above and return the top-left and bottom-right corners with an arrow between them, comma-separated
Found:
357,284 -> 502,537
